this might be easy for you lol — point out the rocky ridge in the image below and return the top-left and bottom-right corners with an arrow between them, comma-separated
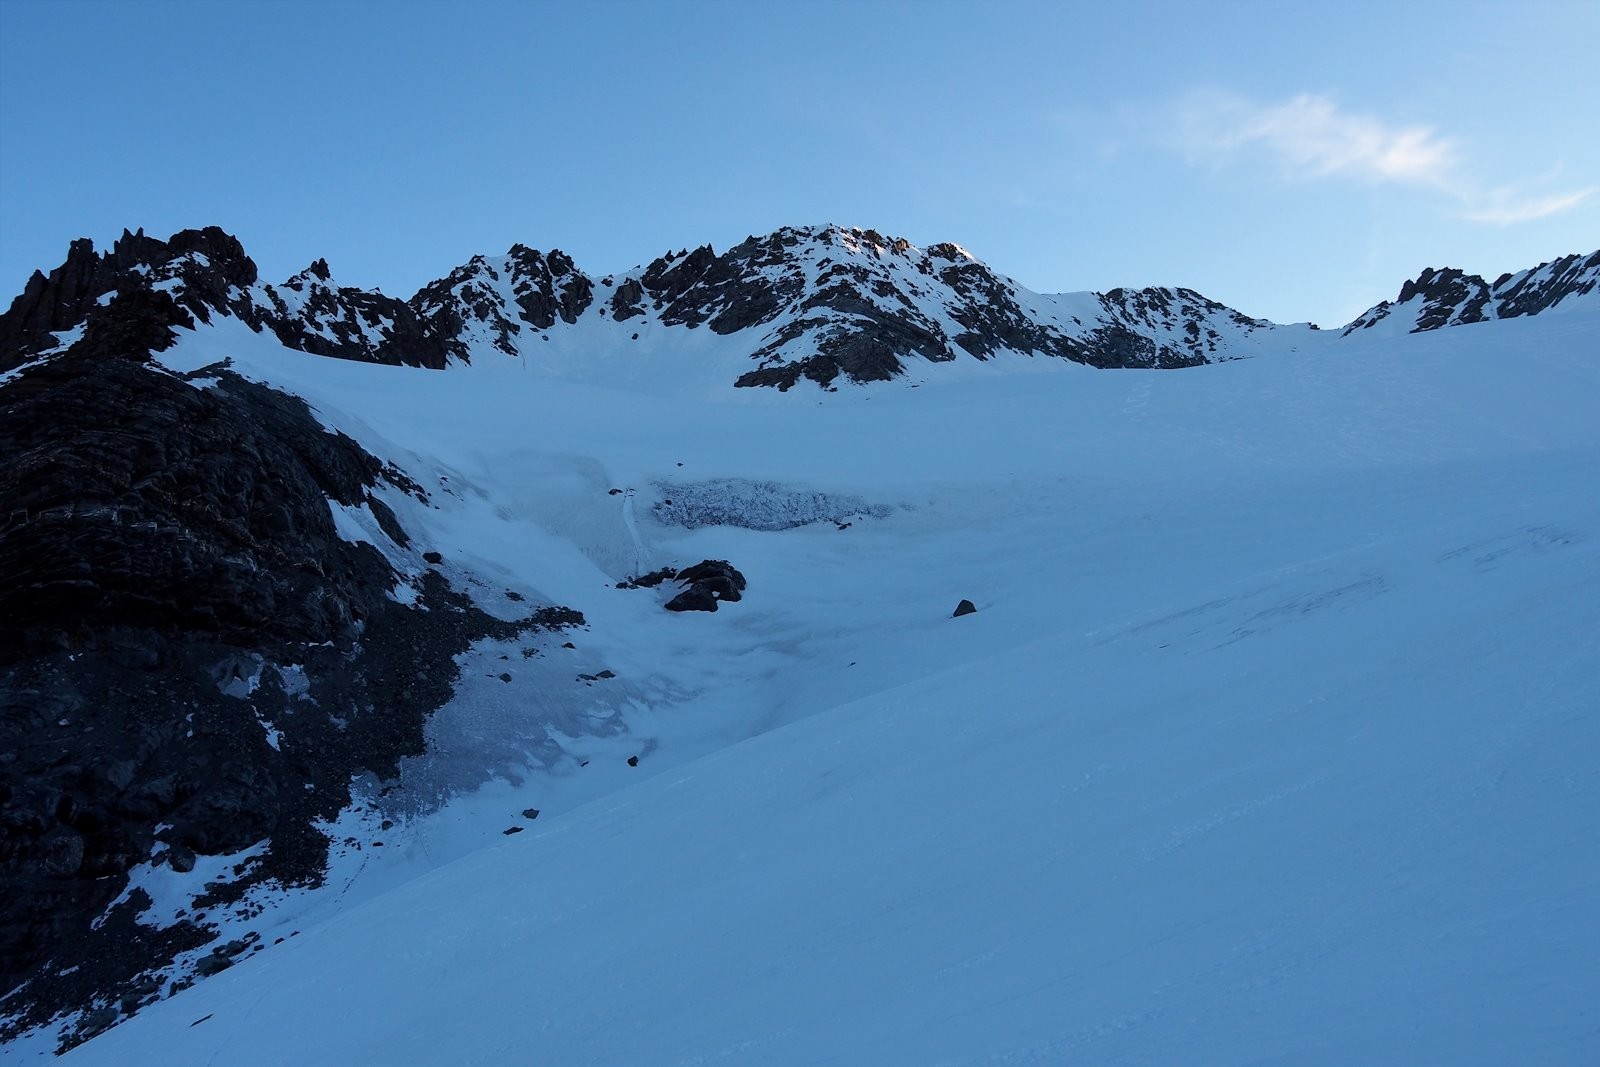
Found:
9,226 -> 1596,392
403,224 -> 1313,387
0,225 -> 1289,389
1341,250 -> 1600,336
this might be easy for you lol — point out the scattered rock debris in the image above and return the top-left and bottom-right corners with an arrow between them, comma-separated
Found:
617,567 -> 676,590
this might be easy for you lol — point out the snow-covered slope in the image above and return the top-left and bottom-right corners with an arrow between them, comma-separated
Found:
8,296 -> 1593,1063
4,228 -> 1599,1059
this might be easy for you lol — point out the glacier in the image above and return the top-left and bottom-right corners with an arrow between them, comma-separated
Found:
4,288 -> 1589,1064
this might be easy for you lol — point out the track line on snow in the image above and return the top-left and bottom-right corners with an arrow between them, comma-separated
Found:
621,488 -> 645,575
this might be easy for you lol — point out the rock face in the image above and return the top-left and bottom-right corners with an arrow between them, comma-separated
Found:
687,228 -> 1254,388
0,227 -> 257,370
251,260 -> 458,368
410,245 -> 594,359
1342,250 -> 1600,336
0,287 -> 582,1043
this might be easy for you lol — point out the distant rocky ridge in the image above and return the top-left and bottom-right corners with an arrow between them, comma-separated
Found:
1342,251 -> 1600,336
7,226 -> 1595,390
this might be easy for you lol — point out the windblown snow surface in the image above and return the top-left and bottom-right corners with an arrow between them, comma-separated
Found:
20,304 -> 1600,1064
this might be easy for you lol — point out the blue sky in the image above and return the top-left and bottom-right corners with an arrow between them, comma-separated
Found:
1,0 -> 1596,327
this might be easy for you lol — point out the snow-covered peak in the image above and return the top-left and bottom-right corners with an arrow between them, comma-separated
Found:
6,226 -> 1594,390
488,224 -> 1318,389
409,245 -> 595,360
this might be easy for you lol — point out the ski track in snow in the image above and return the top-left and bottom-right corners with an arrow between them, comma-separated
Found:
620,487 -> 645,576
5,307 -> 1598,1064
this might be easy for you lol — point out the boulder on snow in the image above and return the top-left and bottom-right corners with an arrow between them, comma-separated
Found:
75,1006 -> 119,1041
664,585 -> 720,612
952,599 -> 977,618
663,559 -> 748,613
193,953 -> 233,978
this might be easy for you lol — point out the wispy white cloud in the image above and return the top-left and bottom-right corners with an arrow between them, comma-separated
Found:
1463,186 -> 1597,225
1168,89 -> 1592,226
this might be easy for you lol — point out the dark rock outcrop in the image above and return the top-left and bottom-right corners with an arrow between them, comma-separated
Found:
252,264 -> 458,368
723,227 -> 1261,388
1342,250 -> 1600,336
638,236 -> 806,334
663,560 -> 747,613
610,278 -> 646,321
410,245 -> 595,359
664,585 -> 721,612
616,566 -> 676,590
0,227 -> 257,372
675,560 -> 746,602
0,305 -> 582,1044
952,599 -> 977,618
0,226 -> 460,374
1493,251 -> 1600,318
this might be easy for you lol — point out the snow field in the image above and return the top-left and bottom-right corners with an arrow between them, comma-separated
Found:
25,306 -> 1599,1064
